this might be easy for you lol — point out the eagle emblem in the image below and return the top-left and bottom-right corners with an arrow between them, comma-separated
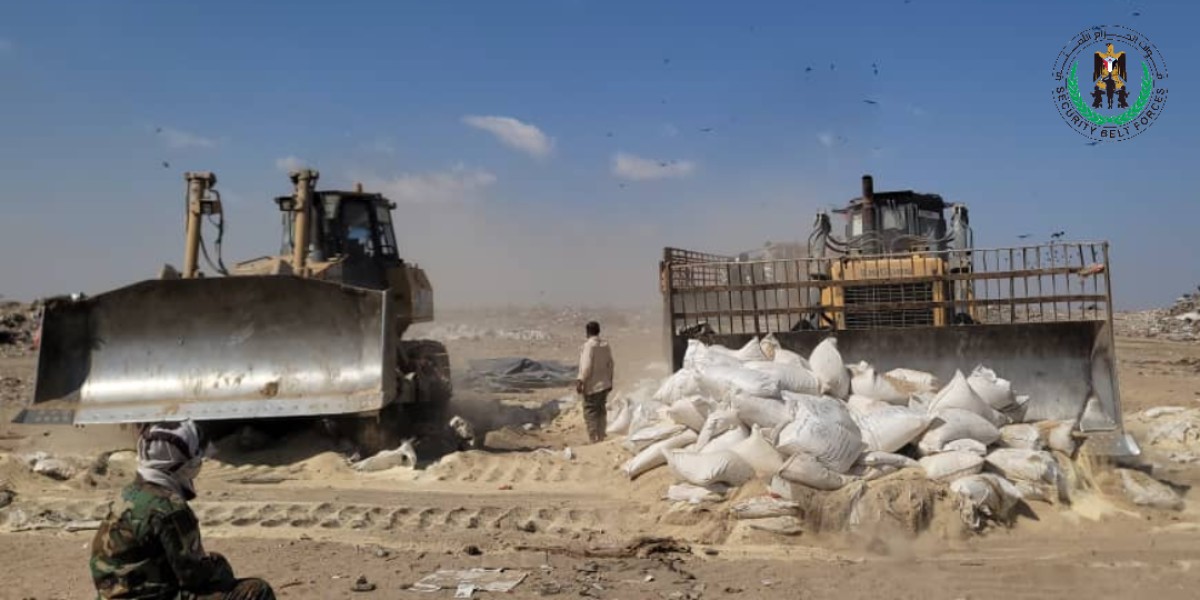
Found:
1091,43 -> 1129,109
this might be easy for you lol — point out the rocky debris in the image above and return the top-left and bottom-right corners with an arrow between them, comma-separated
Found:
0,301 -> 38,357
0,488 -> 15,510
26,452 -> 79,481
1118,469 -> 1185,511
1115,291 -> 1200,341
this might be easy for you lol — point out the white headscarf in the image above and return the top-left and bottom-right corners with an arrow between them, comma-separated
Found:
136,420 -> 210,501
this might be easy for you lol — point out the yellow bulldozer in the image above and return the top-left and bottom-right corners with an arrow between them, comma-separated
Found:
19,170 -> 451,452
661,175 -> 1134,456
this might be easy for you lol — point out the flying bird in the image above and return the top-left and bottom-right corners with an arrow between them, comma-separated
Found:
155,127 -> 163,134
863,99 -> 878,105
1051,231 -> 1066,239
1085,141 -> 1100,146
830,63 -> 836,71
1131,11 -> 1141,17
663,58 -> 671,65
699,127 -> 714,133
872,62 -> 879,76
161,161 -> 170,169
605,132 -> 613,138
1017,234 -> 1031,239
805,66 -> 813,73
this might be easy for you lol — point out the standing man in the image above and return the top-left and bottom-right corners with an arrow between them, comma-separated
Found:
90,420 -> 276,600
576,321 -> 615,443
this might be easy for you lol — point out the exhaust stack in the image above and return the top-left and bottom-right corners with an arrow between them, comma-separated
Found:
289,169 -> 319,275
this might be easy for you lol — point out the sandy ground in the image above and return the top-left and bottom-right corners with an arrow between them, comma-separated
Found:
3,309 -> 1200,599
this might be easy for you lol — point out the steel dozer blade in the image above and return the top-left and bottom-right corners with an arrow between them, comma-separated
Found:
17,276 -> 395,425
681,321 -> 1132,455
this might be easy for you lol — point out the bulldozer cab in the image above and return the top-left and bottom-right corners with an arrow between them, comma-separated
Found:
836,192 -> 949,254
276,191 -> 401,290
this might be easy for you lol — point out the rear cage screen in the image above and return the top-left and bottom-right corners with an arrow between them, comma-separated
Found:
662,242 -> 1114,335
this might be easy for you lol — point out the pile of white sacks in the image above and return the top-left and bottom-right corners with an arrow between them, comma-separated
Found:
606,334 -> 1079,530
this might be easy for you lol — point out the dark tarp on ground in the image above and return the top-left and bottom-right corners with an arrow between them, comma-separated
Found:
463,357 -> 578,393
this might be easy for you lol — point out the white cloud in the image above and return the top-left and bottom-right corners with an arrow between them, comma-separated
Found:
817,132 -> 835,148
357,165 -> 497,204
274,156 -> 308,173
611,152 -> 696,181
160,127 -> 217,149
461,115 -> 554,158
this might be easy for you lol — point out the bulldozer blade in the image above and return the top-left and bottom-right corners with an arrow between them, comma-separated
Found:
17,276 -> 395,425
676,321 -> 1129,454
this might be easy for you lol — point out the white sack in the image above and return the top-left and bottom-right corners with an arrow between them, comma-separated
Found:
622,430 -> 698,479
665,482 -> 728,504
886,368 -> 940,394
860,451 -> 920,469
776,399 -> 864,473
847,394 -> 891,417
783,392 -> 861,436
848,362 -> 908,404
759,333 -> 781,361
731,496 -> 800,520
627,400 -> 669,438
967,365 -> 1016,411
606,400 -> 633,436
744,361 -> 822,395
950,473 -> 1024,530
918,408 -> 1001,455
695,409 -> 743,448
699,426 -> 750,454
908,392 -> 935,413
697,365 -> 781,401
928,370 -> 1010,427
920,451 -> 985,481
847,463 -> 900,481
623,422 -> 685,453
943,438 -> 989,456
1013,480 -> 1058,504
665,396 -> 713,432
733,337 -> 770,362
664,449 -> 755,487
774,348 -> 812,369
652,369 -> 703,404
776,453 -> 854,491
729,427 -> 786,477
809,337 -> 850,399
998,423 -> 1043,450
1038,420 -> 1078,455
985,448 -> 1062,485
732,394 -> 794,431
856,406 -> 932,453
683,340 -> 740,371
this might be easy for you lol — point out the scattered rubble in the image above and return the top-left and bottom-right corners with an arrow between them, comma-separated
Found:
0,301 -> 38,357
1115,291 -> 1200,341
464,357 -> 578,393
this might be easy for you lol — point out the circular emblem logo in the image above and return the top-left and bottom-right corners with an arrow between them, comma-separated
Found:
1052,25 -> 1168,142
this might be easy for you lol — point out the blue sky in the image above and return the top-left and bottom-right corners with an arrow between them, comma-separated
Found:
0,0 -> 1196,308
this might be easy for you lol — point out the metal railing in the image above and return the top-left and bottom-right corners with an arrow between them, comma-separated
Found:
661,242 -> 1114,335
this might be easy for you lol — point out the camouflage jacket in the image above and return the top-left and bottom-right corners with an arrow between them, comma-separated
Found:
90,477 -> 235,600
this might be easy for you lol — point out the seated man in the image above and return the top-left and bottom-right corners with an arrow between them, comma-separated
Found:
90,420 -> 275,600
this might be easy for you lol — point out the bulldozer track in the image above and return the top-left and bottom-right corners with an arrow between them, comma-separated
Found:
2,494 -> 627,537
